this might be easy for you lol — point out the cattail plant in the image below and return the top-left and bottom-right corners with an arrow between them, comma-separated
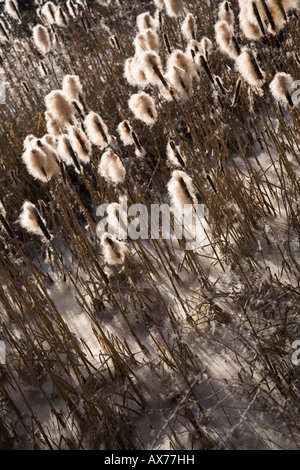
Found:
124,56 -> 148,88
68,126 -> 92,162
140,51 -> 166,87
45,90 -> 75,128
33,25 -> 51,55
98,148 -> 126,184
41,2 -> 57,25
55,6 -> 69,28
22,145 -> 59,182
218,1 -> 235,25
235,49 -> 265,87
215,20 -> 239,59
201,37 -> 213,61
66,0 -> 79,18
117,120 -> 134,146
62,75 -> 83,100
128,91 -> 158,126
19,201 -> 51,240
167,49 -> 195,77
45,111 -> 62,137
136,12 -> 159,32
85,111 -> 111,149
181,13 -> 197,41
164,0 -> 184,18
166,140 -> 186,168
5,0 -> 21,22
167,170 -> 197,208
57,134 -> 81,171
239,4 -> 262,40
269,72 -> 294,106
101,233 -> 127,265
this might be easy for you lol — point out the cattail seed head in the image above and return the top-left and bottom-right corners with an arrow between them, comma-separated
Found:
235,48 -> 265,87
85,111 -> 111,148
181,13 -> 197,40
215,20 -> 238,59
101,233 -> 126,265
5,0 -> 21,22
62,75 -> 83,100
136,12 -> 159,32
117,120 -> 134,146
141,51 -> 165,86
57,134 -> 80,170
41,2 -> 57,25
124,56 -> 148,88
33,25 -> 51,55
128,91 -> 158,126
167,141 -> 186,168
69,126 -> 91,163
239,5 -> 262,40
19,201 -> 51,240
98,148 -> 126,184
164,0 -> 184,17
167,49 -> 195,76
218,1 -> 235,25
22,146 -> 58,182
45,111 -> 62,137
269,72 -> 294,106
166,65 -> 193,100
167,170 -> 197,209
45,90 -> 75,128
55,6 -> 69,27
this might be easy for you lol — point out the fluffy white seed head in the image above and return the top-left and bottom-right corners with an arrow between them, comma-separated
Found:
215,20 -> 238,59
167,170 -> 197,209
45,111 -> 62,137
124,56 -> 148,88
33,25 -> 51,55
164,0 -> 184,17
67,0 -> 79,18
167,49 -> 195,76
134,30 -> 160,54
101,233 -> 126,265
181,13 -> 196,41
201,37 -> 213,59
19,202 -> 46,238
98,148 -> 126,184
41,134 -> 56,147
57,135 -> 78,168
117,120 -> 134,146
154,0 -> 164,9
269,72 -> 294,105
84,111 -> 111,148
55,6 -> 69,27
45,90 -> 75,127
128,91 -> 158,126
141,51 -> 165,86
136,12 -> 159,32
5,0 -> 20,21
166,141 -> 186,168
68,126 -> 91,163
218,1 -> 235,25
166,65 -> 193,100
22,146 -> 58,182
239,5 -> 262,40
62,75 -> 83,100
235,49 -> 265,87
41,2 -> 57,25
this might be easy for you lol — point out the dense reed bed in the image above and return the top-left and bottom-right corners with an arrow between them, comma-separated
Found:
0,0 -> 299,450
